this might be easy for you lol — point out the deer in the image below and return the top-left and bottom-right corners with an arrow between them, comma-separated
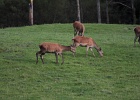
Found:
36,42 -> 76,65
73,21 -> 85,37
134,26 -> 140,47
72,36 -> 103,57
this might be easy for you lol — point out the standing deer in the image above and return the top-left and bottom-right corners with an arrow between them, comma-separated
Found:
36,42 -> 76,64
134,26 -> 140,47
73,21 -> 85,36
72,36 -> 103,57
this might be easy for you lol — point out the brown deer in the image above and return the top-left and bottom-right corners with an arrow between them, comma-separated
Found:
72,36 -> 103,57
36,42 -> 76,64
73,21 -> 85,36
134,26 -> 140,47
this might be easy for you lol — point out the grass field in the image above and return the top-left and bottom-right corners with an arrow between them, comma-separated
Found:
0,23 -> 140,100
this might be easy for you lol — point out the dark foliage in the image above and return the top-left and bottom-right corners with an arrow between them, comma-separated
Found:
0,0 -> 139,28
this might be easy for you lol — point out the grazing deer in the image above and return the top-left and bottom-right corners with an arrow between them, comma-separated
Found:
134,26 -> 140,47
36,42 -> 76,64
72,36 -> 103,57
73,21 -> 85,36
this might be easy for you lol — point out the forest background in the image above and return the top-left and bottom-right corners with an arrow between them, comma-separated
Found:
0,0 -> 140,28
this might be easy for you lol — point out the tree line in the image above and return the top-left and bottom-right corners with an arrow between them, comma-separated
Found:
0,0 -> 140,28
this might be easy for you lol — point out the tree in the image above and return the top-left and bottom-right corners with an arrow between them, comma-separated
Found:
76,0 -> 81,22
29,0 -> 33,25
106,0 -> 109,23
96,0 -> 101,23
0,0 -> 140,28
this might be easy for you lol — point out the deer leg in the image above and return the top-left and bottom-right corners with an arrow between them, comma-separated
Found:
77,31 -> 79,36
73,52 -> 75,57
80,32 -> 82,36
138,36 -> 140,45
75,30 -> 80,36
36,51 -> 43,64
74,29 -> 76,37
74,29 -> 78,36
55,53 -> 58,64
72,42 -> 76,47
134,36 -> 138,47
90,47 -> 95,57
79,32 -> 83,36
81,32 -> 84,36
79,31 -> 84,36
60,53 -> 64,65
86,47 -> 89,57
36,51 -> 40,64
78,32 -> 80,36
40,53 -> 45,64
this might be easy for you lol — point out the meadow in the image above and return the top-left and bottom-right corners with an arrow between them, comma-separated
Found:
0,23 -> 140,100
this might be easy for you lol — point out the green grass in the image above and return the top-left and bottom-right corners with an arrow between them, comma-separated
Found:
0,23 -> 140,100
